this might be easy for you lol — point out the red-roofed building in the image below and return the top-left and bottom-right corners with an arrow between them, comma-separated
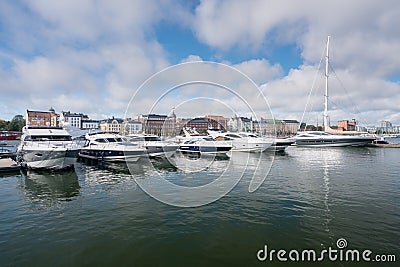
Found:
26,108 -> 59,127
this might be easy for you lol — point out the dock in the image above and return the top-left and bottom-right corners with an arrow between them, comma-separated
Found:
370,143 -> 400,148
0,156 -> 20,173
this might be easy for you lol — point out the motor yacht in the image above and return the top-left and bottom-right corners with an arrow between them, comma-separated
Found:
16,126 -> 79,170
79,133 -> 146,162
207,130 -> 273,152
178,136 -> 232,155
127,134 -> 179,158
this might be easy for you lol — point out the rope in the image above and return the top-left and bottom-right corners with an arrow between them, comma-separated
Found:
300,47 -> 325,130
329,65 -> 370,126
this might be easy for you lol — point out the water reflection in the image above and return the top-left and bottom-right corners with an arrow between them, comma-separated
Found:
321,150 -> 334,247
20,169 -> 80,204
76,157 -> 179,186
169,152 -> 230,173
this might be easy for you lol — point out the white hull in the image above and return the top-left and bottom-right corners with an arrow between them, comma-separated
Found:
293,131 -> 375,147
24,155 -> 76,169
19,149 -> 78,170
293,142 -> 372,147
207,131 -> 273,153
145,144 -> 179,158
178,137 -> 232,155
230,142 -> 271,152
78,152 -> 141,162
78,148 -> 144,162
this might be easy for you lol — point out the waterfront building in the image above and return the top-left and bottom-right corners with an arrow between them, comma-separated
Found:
60,111 -> 100,130
82,119 -> 100,130
26,108 -> 59,127
338,119 -> 357,131
99,117 -> 123,133
392,126 -> 400,133
379,120 -> 393,133
60,111 -> 90,129
183,117 -> 209,134
254,118 -> 299,136
227,116 -> 253,132
206,115 -> 226,130
254,118 -> 276,135
121,119 -> 143,135
365,126 -> 377,133
163,113 -> 177,136
381,120 -> 392,128
282,119 -> 300,134
137,113 -> 176,136
356,125 -> 368,132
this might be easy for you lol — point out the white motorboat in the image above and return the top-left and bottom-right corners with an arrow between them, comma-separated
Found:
16,126 -> 79,170
207,130 -> 273,152
178,136 -> 232,155
127,134 -> 179,158
0,142 -> 14,157
294,36 -> 376,147
79,133 -> 146,162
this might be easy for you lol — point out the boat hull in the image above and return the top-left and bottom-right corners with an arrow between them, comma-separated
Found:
178,145 -> 231,155
18,149 -> 78,170
145,144 -> 179,158
78,148 -> 144,162
230,142 -> 271,152
0,136 -> 18,140
294,137 -> 375,147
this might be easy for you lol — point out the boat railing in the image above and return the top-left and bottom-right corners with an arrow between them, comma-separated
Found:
22,140 -> 81,149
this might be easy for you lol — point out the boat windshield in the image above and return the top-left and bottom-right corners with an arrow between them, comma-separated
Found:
26,135 -> 72,141
96,137 -> 130,143
240,133 -> 258,138
144,136 -> 161,141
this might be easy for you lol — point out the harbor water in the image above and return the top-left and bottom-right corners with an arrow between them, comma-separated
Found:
0,143 -> 399,266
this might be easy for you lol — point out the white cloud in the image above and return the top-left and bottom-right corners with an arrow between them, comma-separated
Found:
193,0 -> 400,78
261,64 -> 400,125
190,0 -> 400,124
181,55 -> 203,63
0,0 -> 177,119
0,0 -> 399,126
233,59 -> 283,85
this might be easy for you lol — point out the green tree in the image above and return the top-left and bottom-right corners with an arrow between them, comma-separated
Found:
0,119 -> 8,130
7,115 -> 25,131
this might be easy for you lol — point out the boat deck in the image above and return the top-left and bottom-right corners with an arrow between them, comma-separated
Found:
0,157 -> 20,173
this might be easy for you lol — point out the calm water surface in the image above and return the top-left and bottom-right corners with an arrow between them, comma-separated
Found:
0,144 -> 399,266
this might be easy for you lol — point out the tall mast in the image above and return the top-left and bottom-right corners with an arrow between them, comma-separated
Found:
323,36 -> 330,130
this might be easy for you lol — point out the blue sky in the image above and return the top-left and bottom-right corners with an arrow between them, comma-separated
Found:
1,0 -> 400,125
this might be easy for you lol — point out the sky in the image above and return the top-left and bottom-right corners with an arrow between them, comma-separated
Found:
1,0 -> 400,126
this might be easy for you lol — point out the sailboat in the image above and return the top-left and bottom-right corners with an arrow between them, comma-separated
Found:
293,36 -> 375,147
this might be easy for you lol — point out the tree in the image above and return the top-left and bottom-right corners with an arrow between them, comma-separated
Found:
7,115 -> 25,131
0,119 -> 8,130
